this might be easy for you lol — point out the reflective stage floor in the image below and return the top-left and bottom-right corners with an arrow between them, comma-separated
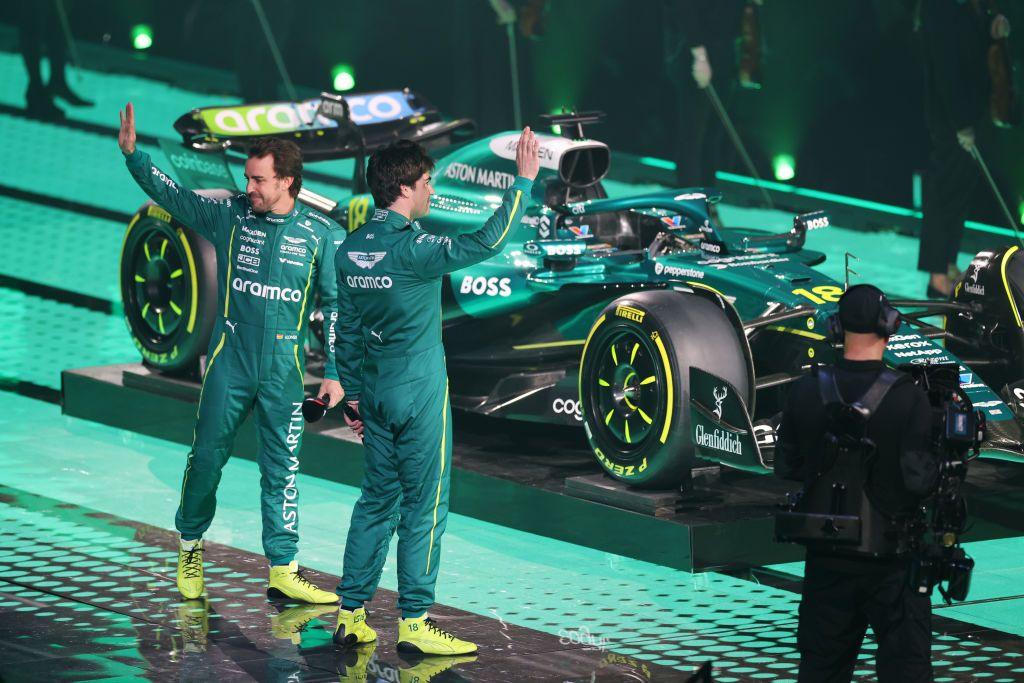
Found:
3,40 -> 1024,682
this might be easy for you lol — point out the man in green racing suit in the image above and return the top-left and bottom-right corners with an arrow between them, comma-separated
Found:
119,102 -> 346,603
331,128 -> 539,654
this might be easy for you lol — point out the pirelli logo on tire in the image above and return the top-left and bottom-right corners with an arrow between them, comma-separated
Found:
615,304 -> 645,323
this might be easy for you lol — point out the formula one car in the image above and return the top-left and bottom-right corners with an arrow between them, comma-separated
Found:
120,92 -> 1024,489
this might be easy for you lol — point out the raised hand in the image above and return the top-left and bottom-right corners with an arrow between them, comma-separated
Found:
118,102 -> 137,155
516,126 -> 540,180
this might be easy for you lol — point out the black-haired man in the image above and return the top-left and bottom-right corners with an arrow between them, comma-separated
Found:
332,128 -> 539,654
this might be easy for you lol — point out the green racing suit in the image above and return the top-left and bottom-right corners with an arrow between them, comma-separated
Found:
333,176 -> 533,616
124,149 -> 344,566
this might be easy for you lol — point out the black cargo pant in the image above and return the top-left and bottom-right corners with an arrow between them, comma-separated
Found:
918,126 -> 978,276
797,557 -> 933,683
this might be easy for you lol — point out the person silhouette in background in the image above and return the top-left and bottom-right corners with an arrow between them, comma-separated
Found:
17,1 -> 92,121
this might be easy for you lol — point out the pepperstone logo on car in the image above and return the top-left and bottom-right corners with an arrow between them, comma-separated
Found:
348,251 -> 387,270
653,261 -> 704,279
232,278 -> 302,301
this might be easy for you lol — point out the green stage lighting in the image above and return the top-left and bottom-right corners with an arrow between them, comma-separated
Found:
331,64 -> 355,92
773,154 -> 795,181
131,24 -> 153,51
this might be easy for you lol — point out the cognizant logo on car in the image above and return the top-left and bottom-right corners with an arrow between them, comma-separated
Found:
346,275 -> 393,289
232,277 -> 302,301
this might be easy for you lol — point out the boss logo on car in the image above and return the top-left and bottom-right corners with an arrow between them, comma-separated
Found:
460,276 -> 512,297
552,398 -> 583,421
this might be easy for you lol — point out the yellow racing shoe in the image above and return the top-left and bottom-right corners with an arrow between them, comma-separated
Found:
397,616 -> 477,656
398,654 -> 477,683
267,561 -> 339,603
176,539 -> 204,599
271,604 -> 338,645
338,642 -> 377,682
176,599 -> 209,653
333,607 -> 377,648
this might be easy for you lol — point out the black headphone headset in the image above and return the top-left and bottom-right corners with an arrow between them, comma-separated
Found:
826,284 -> 901,342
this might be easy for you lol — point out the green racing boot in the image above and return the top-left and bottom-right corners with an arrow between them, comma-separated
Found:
267,561 -> 339,603
334,606 -> 377,648
397,615 -> 477,655
176,539 -> 204,599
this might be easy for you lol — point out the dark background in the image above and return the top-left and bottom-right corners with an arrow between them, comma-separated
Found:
5,0 -> 1023,223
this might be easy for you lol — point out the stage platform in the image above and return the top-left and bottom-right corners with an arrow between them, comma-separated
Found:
61,363 -> 808,573
62,363 -> 1024,576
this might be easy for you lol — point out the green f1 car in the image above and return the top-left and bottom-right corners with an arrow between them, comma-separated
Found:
120,91 -> 1024,489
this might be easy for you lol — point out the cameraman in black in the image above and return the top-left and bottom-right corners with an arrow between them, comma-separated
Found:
775,285 -> 940,682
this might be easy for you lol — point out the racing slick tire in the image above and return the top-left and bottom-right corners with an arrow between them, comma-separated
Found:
119,195 -> 222,376
947,246 -> 1024,391
579,289 -> 751,489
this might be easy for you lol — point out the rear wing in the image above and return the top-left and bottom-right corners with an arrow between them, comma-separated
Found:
173,89 -> 474,161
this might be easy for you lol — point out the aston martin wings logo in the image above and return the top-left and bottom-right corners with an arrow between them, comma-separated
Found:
348,251 -> 387,269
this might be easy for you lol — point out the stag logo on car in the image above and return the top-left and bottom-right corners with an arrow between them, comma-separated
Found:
713,386 -> 727,420
460,276 -> 511,297
615,305 -> 645,323
232,277 -> 302,301
348,251 -> 387,270
552,398 -> 583,422
964,264 -> 985,296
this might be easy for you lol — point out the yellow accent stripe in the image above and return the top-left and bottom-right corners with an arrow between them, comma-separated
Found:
598,378 -> 610,387
160,239 -> 168,258
489,190 -> 522,249
134,274 -> 145,283
640,375 -> 657,385
605,409 -> 615,425
170,269 -> 183,279
766,325 -> 827,341
157,312 -> 165,334
121,213 -> 140,259
579,314 -> 607,399
144,242 -> 151,261
611,345 -> 619,365
1001,246 -> 1022,327
512,339 -> 585,350
630,343 -> 639,364
141,302 -> 150,318
687,281 -> 727,298
222,225 -> 237,319
624,420 -> 631,443
426,382 -> 450,575
653,334 -> 673,444
180,332 -> 226,505
297,245 -> 319,331
292,344 -> 303,385
178,227 -> 200,333
170,301 -> 182,315
637,407 -> 653,424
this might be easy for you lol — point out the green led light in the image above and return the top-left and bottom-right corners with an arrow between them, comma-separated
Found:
639,156 -> 677,171
772,154 -> 795,181
331,64 -> 355,92
130,24 -> 153,51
